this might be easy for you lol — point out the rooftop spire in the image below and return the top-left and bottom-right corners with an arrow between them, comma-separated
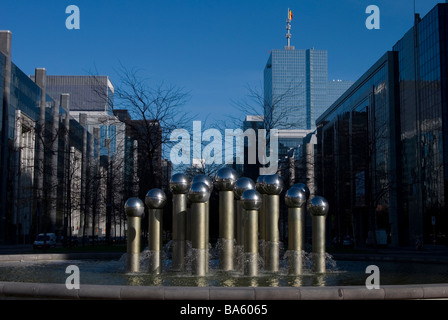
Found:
286,8 -> 294,50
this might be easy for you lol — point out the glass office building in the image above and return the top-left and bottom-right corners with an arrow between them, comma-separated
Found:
264,48 -> 352,161
393,6 -> 448,246
264,48 -> 353,131
0,37 -> 104,244
316,52 -> 399,247
316,3 -> 448,247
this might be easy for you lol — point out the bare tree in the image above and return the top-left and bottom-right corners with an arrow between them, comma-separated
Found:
88,64 -> 195,243
230,81 -> 305,133
112,65 -> 194,192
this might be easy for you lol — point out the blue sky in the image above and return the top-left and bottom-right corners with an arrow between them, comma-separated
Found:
0,0 -> 443,124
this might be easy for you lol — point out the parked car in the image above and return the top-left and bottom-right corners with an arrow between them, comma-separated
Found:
33,233 -> 57,249
343,236 -> 354,248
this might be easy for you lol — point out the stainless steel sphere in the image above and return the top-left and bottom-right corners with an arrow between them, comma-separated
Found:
214,167 -> 238,191
285,187 -> 308,208
193,174 -> 214,193
292,183 -> 310,200
188,182 -> 211,203
233,177 -> 255,200
308,196 -> 329,217
256,175 -> 267,194
263,174 -> 284,195
124,197 -> 145,218
170,173 -> 190,194
145,189 -> 167,209
241,189 -> 262,210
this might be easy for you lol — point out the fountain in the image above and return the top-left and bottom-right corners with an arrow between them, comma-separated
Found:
1,172 -> 448,300
124,173 -> 332,279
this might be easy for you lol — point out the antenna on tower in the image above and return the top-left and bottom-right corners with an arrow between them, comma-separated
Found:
285,8 -> 294,50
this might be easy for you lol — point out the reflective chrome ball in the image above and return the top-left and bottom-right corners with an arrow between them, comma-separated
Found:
285,187 -> 308,208
214,167 -> 238,191
263,174 -> 284,195
193,174 -> 214,193
308,196 -> 329,217
188,182 -> 211,203
233,177 -> 255,200
125,197 -> 145,218
241,189 -> 262,211
170,173 -> 190,194
292,183 -> 310,201
145,189 -> 167,209
256,175 -> 267,194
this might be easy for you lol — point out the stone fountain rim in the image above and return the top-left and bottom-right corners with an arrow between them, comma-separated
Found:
0,281 -> 447,300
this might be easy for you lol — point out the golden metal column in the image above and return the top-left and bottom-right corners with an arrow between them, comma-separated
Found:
234,177 -> 255,272
256,175 -> 267,262
145,189 -> 167,275
285,184 -> 310,275
263,174 -> 284,273
192,175 -> 213,273
215,167 -> 238,271
188,181 -> 211,276
242,189 -> 262,277
125,198 -> 145,273
308,196 -> 329,274
170,173 -> 190,272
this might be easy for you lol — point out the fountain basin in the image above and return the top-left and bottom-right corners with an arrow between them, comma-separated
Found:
1,253 -> 448,300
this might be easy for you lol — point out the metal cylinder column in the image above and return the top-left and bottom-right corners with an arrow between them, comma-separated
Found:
255,175 -> 267,261
145,189 -> 167,275
188,182 -> 211,276
234,177 -> 255,271
125,198 -> 145,273
285,185 -> 309,275
170,173 -> 190,272
263,174 -> 284,273
242,189 -> 262,276
308,196 -> 329,274
215,167 -> 238,271
192,175 -> 213,273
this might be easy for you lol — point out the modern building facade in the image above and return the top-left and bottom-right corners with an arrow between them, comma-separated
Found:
263,24 -> 353,160
39,75 -> 132,242
0,31 -> 139,244
38,75 -> 119,158
316,3 -> 448,247
0,30 -> 105,244
264,49 -> 353,132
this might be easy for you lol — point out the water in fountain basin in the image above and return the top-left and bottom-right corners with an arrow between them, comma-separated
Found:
1,252 -> 448,287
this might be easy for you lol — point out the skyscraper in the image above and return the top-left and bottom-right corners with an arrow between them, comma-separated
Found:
264,10 -> 353,136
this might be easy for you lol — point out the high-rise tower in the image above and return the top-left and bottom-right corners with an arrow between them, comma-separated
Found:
264,9 -> 353,137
